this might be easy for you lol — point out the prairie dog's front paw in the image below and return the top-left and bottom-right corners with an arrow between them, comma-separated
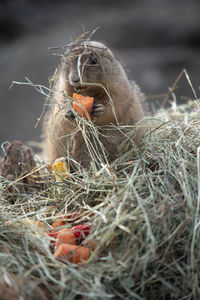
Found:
91,104 -> 105,117
64,109 -> 75,120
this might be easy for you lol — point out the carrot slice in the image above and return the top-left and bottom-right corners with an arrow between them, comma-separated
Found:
55,229 -> 76,250
54,244 -> 90,264
52,219 -> 66,228
73,93 -> 94,120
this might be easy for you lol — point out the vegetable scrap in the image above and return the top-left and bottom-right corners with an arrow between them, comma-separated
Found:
54,244 -> 90,264
50,224 -> 92,264
51,157 -> 69,181
55,228 -> 76,250
73,93 -> 94,120
48,224 -> 90,244
47,212 -> 96,264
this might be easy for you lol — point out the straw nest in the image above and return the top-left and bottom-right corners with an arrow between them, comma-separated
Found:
1,98 -> 200,299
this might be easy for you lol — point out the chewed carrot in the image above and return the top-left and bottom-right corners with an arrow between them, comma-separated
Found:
54,244 -> 90,264
49,224 -> 90,244
55,229 -> 76,250
52,219 -> 66,228
73,93 -> 94,120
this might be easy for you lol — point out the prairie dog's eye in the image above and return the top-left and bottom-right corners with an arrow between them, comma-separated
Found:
91,57 -> 98,65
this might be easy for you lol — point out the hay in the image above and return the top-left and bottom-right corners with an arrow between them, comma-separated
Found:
1,98 -> 200,299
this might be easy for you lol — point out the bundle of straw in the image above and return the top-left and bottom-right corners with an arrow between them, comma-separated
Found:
1,95 -> 200,299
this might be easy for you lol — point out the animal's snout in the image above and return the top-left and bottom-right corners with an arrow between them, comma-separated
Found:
69,72 -> 80,85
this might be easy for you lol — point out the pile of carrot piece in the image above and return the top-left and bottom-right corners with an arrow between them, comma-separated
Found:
48,213 -> 97,264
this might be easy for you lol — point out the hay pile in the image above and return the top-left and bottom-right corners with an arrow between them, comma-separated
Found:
1,97 -> 200,299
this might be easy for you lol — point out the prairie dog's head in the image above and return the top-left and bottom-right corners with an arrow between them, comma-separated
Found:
63,41 -> 120,94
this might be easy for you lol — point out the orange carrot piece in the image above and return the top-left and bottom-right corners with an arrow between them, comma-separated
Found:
55,229 -> 76,250
73,93 -> 94,120
54,244 -> 90,264
52,219 -> 66,228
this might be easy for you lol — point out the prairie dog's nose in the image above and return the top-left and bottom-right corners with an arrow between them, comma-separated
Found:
69,72 -> 80,85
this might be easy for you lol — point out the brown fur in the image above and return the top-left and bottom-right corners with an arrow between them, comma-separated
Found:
43,41 -> 145,169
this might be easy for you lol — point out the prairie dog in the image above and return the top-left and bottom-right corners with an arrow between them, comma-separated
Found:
43,40 -> 144,169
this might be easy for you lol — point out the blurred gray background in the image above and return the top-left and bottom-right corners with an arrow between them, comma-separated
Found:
0,0 -> 200,154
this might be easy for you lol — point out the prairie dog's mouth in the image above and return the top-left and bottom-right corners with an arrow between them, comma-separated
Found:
73,86 -> 88,92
